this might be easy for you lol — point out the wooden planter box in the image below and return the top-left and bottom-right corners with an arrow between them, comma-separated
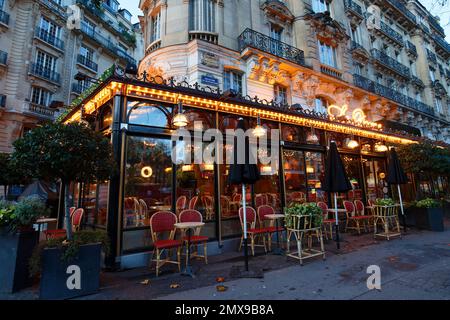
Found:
412,207 -> 444,232
0,228 -> 39,293
39,243 -> 102,300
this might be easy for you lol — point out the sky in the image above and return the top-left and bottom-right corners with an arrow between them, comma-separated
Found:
122,0 -> 450,41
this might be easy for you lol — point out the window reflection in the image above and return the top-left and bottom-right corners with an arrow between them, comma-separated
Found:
363,158 -> 387,201
127,102 -> 170,127
341,154 -> 363,202
305,152 -> 326,202
283,150 -> 307,206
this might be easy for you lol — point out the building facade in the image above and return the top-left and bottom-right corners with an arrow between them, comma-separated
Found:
138,0 -> 450,143
0,0 -> 143,153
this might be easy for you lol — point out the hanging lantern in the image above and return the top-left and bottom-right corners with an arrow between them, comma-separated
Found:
374,142 -> 388,152
346,137 -> 359,149
253,115 -> 266,137
306,127 -> 319,144
172,100 -> 188,127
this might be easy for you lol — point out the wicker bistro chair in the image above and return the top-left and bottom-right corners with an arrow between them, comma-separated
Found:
238,207 -> 267,256
373,205 -> 401,240
44,208 -> 84,240
176,196 -> 187,215
149,211 -> 183,276
257,205 -> 283,251
343,200 -> 370,235
179,209 -> 208,264
317,202 -> 334,240
285,213 -> 325,265
188,196 -> 198,210
354,199 -> 373,230
202,196 -> 214,220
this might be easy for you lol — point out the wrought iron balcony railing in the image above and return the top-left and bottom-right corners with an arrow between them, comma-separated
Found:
77,54 -> 98,72
72,83 -> 90,94
0,9 -> 9,26
238,28 -> 306,67
420,23 -> 430,34
35,27 -> 65,50
426,49 -> 437,64
405,40 -> 417,56
344,0 -> 363,17
29,63 -> 61,84
371,48 -> 410,78
38,0 -> 66,19
0,95 -> 6,108
0,50 -> 7,65
79,21 -> 136,65
378,21 -> 403,46
446,69 -> 450,80
350,41 -> 364,51
353,74 -> 435,116
385,0 -> 416,24
410,75 -> 424,87
428,16 -> 445,36
432,35 -> 450,54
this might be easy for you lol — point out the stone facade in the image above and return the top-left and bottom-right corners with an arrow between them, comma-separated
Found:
138,0 -> 450,142
0,0 -> 143,152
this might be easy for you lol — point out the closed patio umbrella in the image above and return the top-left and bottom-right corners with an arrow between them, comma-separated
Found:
228,118 -> 260,271
322,141 -> 352,249
386,147 -> 408,231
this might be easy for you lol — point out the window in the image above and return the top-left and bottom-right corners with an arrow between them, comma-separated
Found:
318,41 -> 337,68
353,63 -> 362,75
270,24 -> 283,41
151,12 -> 161,42
105,0 -> 118,12
223,70 -> 243,94
80,45 -> 94,62
312,0 -> 329,13
435,98 -> 443,114
410,61 -> 417,76
31,87 -> 52,106
189,0 -> 216,32
314,97 -> 329,113
36,50 -> 56,71
274,85 -> 287,105
39,17 -> 61,39
415,91 -> 422,102
429,68 -> 435,82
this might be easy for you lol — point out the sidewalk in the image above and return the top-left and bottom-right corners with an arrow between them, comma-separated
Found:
2,224 -> 449,300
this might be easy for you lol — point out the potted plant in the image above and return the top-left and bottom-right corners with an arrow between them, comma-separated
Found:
0,197 -> 49,293
412,198 -> 444,232
29,230 -> 109,300
374,198 -> 395,206
11,122 -> 116,299
285,203 -> 323,230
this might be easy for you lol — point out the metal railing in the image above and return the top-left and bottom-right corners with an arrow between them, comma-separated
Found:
79,21 -> 136,65
432,35 -> 450,54
405,40 -> 417,56
344,0 -> 363,16
0,50 -> 7,65
379,21 -> 403,46
353,74 -> 434,116
238,28 -> 306,67
420,23 -> 430,34
77,54 -> 98,72
35,27 -> 65,50
426,49 -> 437,64
0,9 -> 9,26
29,63 -> 61,84
428,16 -> 445,35
371,48 -> 410,78
0,95 -> 6,108
410,75 -> 424,87
350,41 -> 365,51
38,0 -> 66,18
385,0 -> 416,24
72,83 -> 89,94
446,69 -> 450,80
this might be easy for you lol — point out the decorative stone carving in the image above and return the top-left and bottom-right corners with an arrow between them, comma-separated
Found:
258,58 -> 271,83
261,0 -> 295,24
248,56 -> 261,80
305,11 -> 349,46
335,88 -> 353,106
302,75 -> 320,107
291,72 -> 305,94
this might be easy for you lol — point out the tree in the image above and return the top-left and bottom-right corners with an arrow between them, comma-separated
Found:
11,122 -> 116,239
0,153 -> 30,199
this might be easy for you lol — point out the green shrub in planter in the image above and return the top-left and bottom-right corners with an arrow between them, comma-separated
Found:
411,198 -> 444,232
415,198 -> 441,209
285,203 -> 323,229
374,198 -> 395,206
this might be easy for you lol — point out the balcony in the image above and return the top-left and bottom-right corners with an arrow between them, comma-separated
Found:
420,23 -> 430,34
320,64 -> 343,80
426,49 -> 437,64
189,31 -> 219,45
375,21 -> 404,47
428,16 -> 445,36
0,9 -> 9,27
0,95 -> 5,108
38,0 -> 67,19
77,54 -> 98,72
0,50 -> 7,65
238,28 -> 306,67
29,63 -> 61,84
410,75 -> 424,88
350,41 -> 369,61
353,74 -> 435,116
79,21 -> 136,65
446,69 -> 450,80
371,48 -> 410,79
432,35 -> 450,57
405,40 -> 417,58
35,27 -> 65,51
344,0 -> 363,25
27,103 -> 56,120
71,83 -> 89,95
385,0 -> 417,25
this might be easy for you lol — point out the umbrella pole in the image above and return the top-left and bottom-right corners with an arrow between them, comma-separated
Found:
334,193 -> 340,250
397,184 -> 406,232
242,184 -> 249,271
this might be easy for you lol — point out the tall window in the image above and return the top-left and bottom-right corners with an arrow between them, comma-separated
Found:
31,87 -> 52,106
314,97 -> 329,113
274,85 -> 287,105
435,98 -> 443,114
39,17 -> 61,39
80,45 -> 94,62
429,68 -> 435,82
312,0 -> 329,13
270,24 -> 283,41
151,12 -> 161,42
36,50 -> 56,71
318,41 -> 337,68
224,70 -> 243,94
189,0 -> 216,32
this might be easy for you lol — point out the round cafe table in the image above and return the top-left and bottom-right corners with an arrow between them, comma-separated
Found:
327,208 -> 347,232
174,221 -> 205,278
35,218 -> 58,241
264,214 -> 285,255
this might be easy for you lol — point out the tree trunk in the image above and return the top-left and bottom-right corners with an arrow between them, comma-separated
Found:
64,181 -> 73,240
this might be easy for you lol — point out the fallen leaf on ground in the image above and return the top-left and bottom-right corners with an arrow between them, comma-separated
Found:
140,279 -> 150,285
216,285 -> 228,292
216,277 -> 225,283
170,283 -> 180,289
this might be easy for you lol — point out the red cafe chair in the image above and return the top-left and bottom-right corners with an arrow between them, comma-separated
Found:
344,200 -> 369,235
188,196 -> 198,210
179,209 -> 208,264
238,207 -> 267,256
257,205 -> 282,251
317,201 -> 334,240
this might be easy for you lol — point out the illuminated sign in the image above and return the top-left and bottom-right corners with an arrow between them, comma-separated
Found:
327,105 -> 381,129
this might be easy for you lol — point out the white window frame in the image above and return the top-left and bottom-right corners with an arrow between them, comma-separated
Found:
31,87 -> 52,107
312,0 -> 330,13
151,11 -> 161,42
189,0 -> 216,32
274,84 -> 288,105
223,70 -> 243,95
318,40 -> 338,68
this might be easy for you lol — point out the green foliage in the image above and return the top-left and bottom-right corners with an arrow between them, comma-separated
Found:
11,122 -> 116,185
0,153 -> 30,189
415,198 -> 441,209
284,203 -> 323,229
0,201 -> 15,228
29,230 -> 110,276
375,198 -> 395,206
0,197 -> 48,231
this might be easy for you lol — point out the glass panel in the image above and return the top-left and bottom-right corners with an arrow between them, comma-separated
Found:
305,151 -> 326,203
283,150 -> 307,207
127,102 -> 170,127
82,183 -> 98,226
362,158 -> 388,203
254,147 -> 281,213
341,154 -> 363,202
